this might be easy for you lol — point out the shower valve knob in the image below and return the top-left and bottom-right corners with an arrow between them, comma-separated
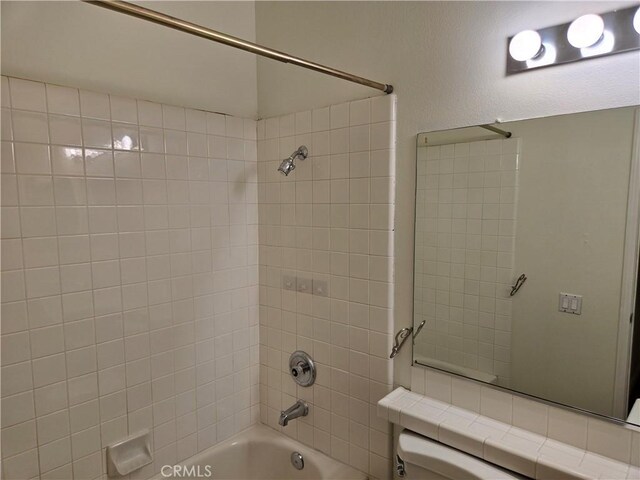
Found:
291,362 -> 309,377
289,351 -> 316,387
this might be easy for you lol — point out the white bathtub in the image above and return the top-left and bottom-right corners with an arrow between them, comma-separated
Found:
156,424 -> 368,480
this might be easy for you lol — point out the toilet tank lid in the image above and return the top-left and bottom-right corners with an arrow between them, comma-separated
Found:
398,430 -> 526,480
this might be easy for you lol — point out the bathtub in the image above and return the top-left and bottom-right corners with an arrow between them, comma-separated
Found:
156,424 -> 368,480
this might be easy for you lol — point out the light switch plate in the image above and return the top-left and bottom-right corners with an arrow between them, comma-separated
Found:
558,293 -> 582,315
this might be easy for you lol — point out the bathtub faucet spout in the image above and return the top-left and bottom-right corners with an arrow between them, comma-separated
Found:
279,400 -> 309,426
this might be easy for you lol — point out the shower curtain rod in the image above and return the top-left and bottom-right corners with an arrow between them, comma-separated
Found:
83,0 -> 394,94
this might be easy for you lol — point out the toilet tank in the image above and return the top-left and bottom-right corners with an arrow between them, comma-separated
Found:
396,430 -> 527,480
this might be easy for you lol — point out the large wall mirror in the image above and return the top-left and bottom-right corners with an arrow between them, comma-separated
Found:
412,106 -> 640,425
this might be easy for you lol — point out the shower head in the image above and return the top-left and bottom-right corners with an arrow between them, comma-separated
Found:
278,146 -> 308,176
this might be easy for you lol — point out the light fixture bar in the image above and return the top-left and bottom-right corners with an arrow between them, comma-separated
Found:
507,5 -> 640,74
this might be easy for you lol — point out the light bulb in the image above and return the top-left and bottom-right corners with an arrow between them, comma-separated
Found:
567,14 -> 604,48
509,30 -> 543,61
634,7 -> 640,34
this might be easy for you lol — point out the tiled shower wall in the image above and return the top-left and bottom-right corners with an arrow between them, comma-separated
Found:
413,138 -> 520,386
257,96 -> 396,479
0,76 -> 260,480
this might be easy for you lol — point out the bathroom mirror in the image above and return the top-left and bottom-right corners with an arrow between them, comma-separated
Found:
412,106 -> 640,425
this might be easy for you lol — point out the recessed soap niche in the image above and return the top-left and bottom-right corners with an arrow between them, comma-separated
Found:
282,275 -> 328,297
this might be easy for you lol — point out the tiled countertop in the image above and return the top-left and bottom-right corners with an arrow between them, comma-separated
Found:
378,387 -> 639,480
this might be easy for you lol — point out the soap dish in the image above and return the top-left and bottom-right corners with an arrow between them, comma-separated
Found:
106,429 -> 152,477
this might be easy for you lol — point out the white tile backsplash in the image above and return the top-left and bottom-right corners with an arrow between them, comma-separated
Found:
1,76 -> 259,480
257,95 -> 396,479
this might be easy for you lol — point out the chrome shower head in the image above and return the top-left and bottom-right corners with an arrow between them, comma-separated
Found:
278,146 -> 308,176
278,157 -> 296,176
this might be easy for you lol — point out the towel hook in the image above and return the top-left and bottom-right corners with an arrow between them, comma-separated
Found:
390,327 -> 413,359
510,273 -> 527,296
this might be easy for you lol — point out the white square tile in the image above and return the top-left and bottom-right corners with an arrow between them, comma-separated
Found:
587,417 -> 632,463
350,98 -> 370,126
2,390 -> 36,428
47,84 -> 80,116
25,266 -> 61,298
23,236 -> 58,268
17,206 -> 53,237
2,448 -> 40,479
38,436 -> 72,473
10,78 -> 47,112
79,90 -> 110,120
51,145 -> 84,176
32,353 -> 67,388
512,395 -> 548,436
1,269 -> 26,302
49,114 -> 82,146
28,324 -> 64,361
12,110 -> 49,143
330,102 -> 349,129
1,419 -> 37,457
547,406 -> 588,449
1,331 -> 31,366
138,100 -> 163,127
110,95 -> 138,124
58,235 -> 91,265
480,386 -> 512,423
14,142 -> 51,174
54,176 -> 86,205
1,238 -> 23,270
82,118 -> 113,149
163,104 -> 186,130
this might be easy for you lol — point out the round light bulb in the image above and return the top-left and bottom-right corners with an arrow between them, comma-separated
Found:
567,14 -> 604,48
634,7 -> 640,34
509,30 -> 543,62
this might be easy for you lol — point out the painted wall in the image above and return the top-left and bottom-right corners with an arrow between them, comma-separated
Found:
506,107 -> 636,417
1,1 -> 258,118
257,96 -> 397,479
0,76 -> 260,480
255,1 -> 640,387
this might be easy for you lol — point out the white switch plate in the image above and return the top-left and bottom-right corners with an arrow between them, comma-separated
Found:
558,293 -> 582,315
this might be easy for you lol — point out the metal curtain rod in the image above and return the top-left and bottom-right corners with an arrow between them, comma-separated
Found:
481,124 -> 512,138
83,0 -> 394,94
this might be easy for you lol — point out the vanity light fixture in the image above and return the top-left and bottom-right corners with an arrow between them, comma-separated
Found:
507,5 -> 640,74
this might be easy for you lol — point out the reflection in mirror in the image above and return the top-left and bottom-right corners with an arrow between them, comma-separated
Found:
413,106 -> 640,425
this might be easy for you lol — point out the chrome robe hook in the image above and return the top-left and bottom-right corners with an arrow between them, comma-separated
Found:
510,273 -> 527,296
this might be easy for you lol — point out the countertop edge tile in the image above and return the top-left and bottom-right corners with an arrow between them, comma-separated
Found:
379,387 -> 635,480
